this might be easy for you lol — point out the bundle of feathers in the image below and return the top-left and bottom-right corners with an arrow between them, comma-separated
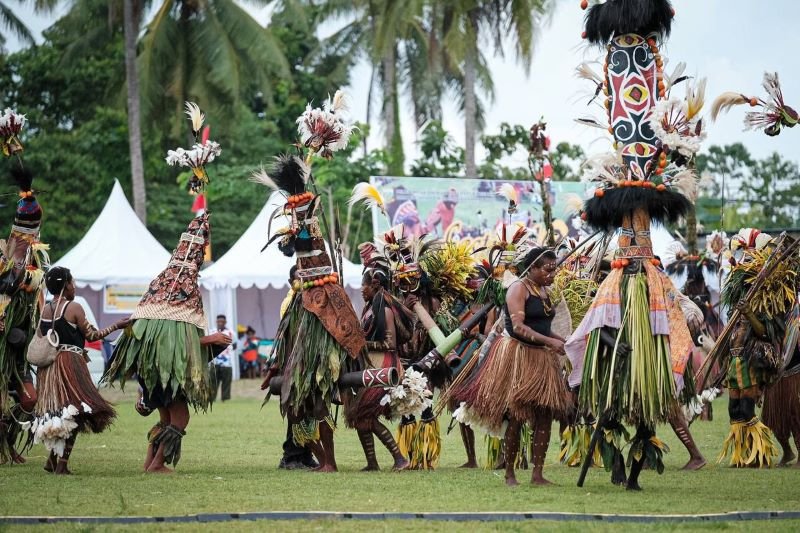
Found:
250,155 -> 314,256
583,0 -> 674,46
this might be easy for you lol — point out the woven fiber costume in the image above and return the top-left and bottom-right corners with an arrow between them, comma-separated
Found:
701,229 -> 799,467
258,90 -> 370,472
0,164 -> 49,464
31,265 -> 126,474
104,101 -> 220,472
566,0 -> 702,490
109,213 -> 213,411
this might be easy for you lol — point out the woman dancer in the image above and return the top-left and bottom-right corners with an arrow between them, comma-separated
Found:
471,248 -> 568,486
34,267 -> 128,474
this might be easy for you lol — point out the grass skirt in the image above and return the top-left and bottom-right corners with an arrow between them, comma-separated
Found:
718,417 -> 779,468
471,336 -> 568,432
0,291 -> 36,417
579,273 -> 675,429
106,319 -> 213,411
35,350 -> 115,433
761,372 -> 800,444
272,296 -> 355,419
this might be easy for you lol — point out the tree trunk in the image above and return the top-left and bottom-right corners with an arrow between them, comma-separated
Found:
124,0 -> 147,223
382,46 -> 404,175
463,33 -> 477,178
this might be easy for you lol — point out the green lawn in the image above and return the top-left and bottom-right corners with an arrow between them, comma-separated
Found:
2,381 -> 799,530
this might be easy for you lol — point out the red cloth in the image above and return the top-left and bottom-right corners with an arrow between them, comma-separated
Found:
191,193 -> 206,214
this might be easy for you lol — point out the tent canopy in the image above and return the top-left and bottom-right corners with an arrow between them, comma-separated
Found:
55,180 -> 171,289
201,193 -> 363,290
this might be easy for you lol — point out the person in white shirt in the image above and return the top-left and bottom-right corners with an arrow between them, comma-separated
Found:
210,314 -> 235,401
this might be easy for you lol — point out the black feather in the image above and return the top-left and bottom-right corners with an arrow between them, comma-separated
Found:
10,165 -> 33,192
583,187 -> 690,230
278,238 -> 296,257
584,0 -> 673,46
270,154 -> 308,196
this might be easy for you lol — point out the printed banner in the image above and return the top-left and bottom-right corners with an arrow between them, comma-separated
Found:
369,176 -> 586,248
103,284 -> 149,314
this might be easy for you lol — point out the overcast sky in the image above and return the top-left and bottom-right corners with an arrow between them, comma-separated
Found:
10,0 -> 799,171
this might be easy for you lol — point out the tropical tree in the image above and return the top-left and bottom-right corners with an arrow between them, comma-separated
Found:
320,0 -> 430,175
440,0 -> 553,177
137,0 -> 291,140
123,0 -> 146,221
0,0 -> 34,49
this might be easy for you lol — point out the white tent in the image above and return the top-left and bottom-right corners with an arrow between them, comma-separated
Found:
200,193 -> 363,376
55,179 -> 170,328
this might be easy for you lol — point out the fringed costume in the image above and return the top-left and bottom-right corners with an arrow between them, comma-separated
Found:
0,163 -> 49,465
259,91 -> 370,472
32,291 -> 123,471
108,214 -> 214,412
567,0 -> 704,490
104,101 -> 222,472
703,229 -> 799,468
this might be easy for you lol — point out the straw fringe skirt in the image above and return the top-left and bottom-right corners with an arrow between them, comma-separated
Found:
471,336 -> 568,430
35,350 -> 115,433
762,372 -> 800,442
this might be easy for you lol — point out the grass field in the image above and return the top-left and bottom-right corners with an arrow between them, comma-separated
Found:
2,381 -> 799,532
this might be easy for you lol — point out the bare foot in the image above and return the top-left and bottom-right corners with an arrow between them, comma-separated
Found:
505,476 -> 519,487
54,462 -> 72,475
459,461 -> 478,469
532,476 -> 553,486
146,465 -> 174,474
682,457 -> 707,471
315,464 -> 337,473
626,481 -> 642,491
44,455 -> 56,473
778,453 -> 796,467
392,458 -> 411,471
361,465 -> 380,472
11,451 -> 26,464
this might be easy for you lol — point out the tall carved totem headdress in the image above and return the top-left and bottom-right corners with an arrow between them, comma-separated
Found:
577,0 -> 705,259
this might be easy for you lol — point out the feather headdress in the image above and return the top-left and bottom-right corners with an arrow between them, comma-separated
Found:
711,72 -> 797,136
349,182 -> 386,216
0,108 -> 26,156
297,89 -> 354,158
165,102 -> 220,192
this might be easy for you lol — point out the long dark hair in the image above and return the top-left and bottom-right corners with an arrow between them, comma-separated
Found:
363,270 -> 390,342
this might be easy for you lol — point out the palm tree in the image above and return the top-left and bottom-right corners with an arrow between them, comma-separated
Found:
319,0 -> 430,175
0,0 -> 36,49
442,0 -> 553,177
123,0 -> 146,222
138,0 -> 290,140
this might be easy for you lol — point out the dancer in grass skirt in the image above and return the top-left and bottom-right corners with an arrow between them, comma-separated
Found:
470,247 -> 568,486
32,267 -> 127,474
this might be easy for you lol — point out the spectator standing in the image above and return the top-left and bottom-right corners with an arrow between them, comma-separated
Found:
210,314 -> 235,401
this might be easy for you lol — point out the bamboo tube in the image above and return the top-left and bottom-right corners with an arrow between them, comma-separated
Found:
413,302 -> 446,346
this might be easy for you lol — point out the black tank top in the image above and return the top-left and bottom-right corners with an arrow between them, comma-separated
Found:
504,284 -> 554,342
40,302 -> 85,347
